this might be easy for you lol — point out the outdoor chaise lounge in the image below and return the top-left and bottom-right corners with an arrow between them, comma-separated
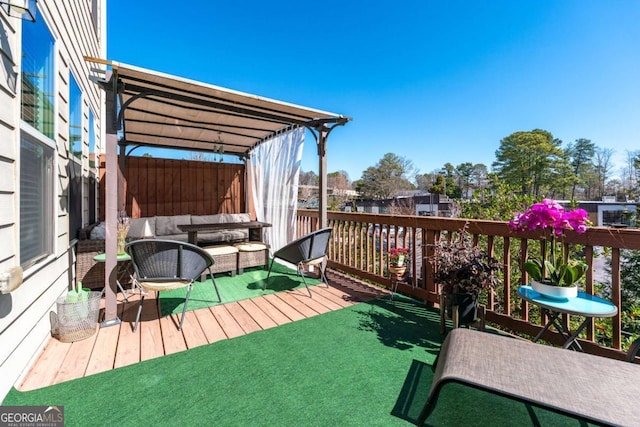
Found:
418,328 -> 640,426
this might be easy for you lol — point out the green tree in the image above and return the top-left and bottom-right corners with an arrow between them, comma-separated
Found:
493,129 -> 566,197
327,170 -> 353,210
594,147 -> 614,199
550,148 -> 576,200
460,174 -> 535,221
299,170 -> 319,186
355,153 -> 414,199
455,162 -> 474,199
327,170 -> 351,191
566,138 -> 595,200
428,175 -> 447,196
428,163 -> 461,198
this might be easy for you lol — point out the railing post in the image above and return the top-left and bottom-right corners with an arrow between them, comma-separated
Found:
611,248 -> 622,350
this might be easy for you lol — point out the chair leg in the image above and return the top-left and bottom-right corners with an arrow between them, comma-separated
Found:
178,284 -> 193,331
133,294 -> 146,332
439,292 -> 446,335
298,263 -> 312,298
264,258 -> 276,290
320,260 -> 329,288
209,267 -> 221,302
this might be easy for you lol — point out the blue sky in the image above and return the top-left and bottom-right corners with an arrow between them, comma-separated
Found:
107,1 -> 640,184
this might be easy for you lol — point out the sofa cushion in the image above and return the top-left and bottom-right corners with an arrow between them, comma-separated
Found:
198,231 -> 228,243
89,222 -> 106,240
203,245 -> 239,256
128,217 -> 156,239
191,214 -> 221,225
155,215 -> 191,236
219,213 -> 251,223
192,213 -> 251,224
158,233 -> 189,243
198,230 -> 248,244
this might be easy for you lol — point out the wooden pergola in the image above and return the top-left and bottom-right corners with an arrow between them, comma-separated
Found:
85,58 -> 350,327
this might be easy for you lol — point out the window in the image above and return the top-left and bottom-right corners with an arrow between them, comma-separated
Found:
68,161 -> 82,241
87,110 -> 97,223
69,75 -> 82,159
89,109 -> 96,166
20,137 -> 54,269
21,13 -> 56,268
69,75 -> 83,240
603,209 -> 632,227
21,16 -> 55,138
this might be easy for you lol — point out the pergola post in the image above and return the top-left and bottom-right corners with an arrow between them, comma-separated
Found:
312,120 -> 349,229
101,74 -> 121,327
317,129 -> 328,229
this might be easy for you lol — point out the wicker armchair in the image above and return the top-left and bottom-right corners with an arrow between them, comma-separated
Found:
75,240 -> 106,289
126,239 -> 220,331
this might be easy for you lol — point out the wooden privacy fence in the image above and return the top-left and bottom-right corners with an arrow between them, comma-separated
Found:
99,155 -> 246,218
296,209 -> 640,359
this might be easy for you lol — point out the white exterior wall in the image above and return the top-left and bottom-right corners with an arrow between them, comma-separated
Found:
0,0 -> 106,401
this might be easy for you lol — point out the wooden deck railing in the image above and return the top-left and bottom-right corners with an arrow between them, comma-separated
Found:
296,209 -> 640,360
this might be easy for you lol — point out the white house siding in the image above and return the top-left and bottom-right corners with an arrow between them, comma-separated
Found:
0,0 -> 105,401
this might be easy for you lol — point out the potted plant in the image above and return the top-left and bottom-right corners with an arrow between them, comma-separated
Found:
387,247 -> 409,279
430,227 -> 500,324
508,198 -> 590,299
117,210 -> 130,255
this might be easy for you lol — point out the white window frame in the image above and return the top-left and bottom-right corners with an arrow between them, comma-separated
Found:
18,10 -> 59,273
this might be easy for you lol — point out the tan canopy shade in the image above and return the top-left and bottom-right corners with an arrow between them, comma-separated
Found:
86,58 -> 350,156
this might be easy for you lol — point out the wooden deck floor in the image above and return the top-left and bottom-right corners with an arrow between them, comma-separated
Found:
18,270 -> 389,391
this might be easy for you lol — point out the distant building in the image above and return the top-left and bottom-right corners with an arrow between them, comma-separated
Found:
559,200 -> 638,227
352,194 -> 453,216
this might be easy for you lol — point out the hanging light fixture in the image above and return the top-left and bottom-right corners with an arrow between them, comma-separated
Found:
214,131 -> 224,162
1,0 -> 37,22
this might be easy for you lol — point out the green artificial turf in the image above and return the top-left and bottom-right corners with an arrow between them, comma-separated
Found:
3,297 -> 590,426
159,261 -> 321,316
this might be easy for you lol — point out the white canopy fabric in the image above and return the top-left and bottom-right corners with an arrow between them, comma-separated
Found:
249,127 -> 305,254
102,60 -> 349,155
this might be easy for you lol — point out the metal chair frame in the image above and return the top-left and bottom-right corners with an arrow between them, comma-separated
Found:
266,228 -> 332,297
126,239 -> 220,331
